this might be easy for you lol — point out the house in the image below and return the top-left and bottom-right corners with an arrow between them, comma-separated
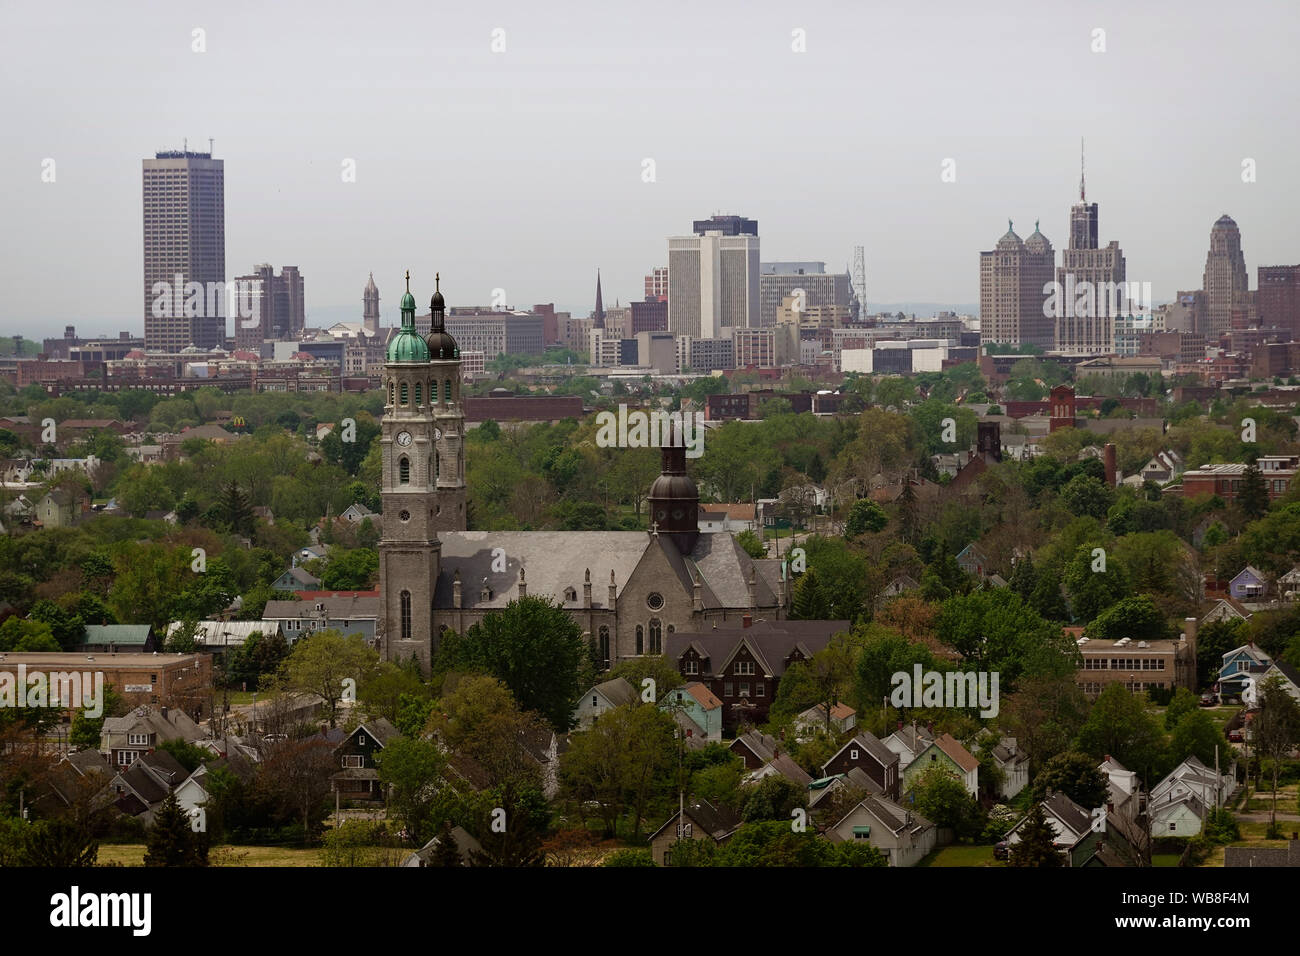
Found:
28,749 -> 113,816
166,620 -> 277,653
402,826 -> 483,867
820,732 -> 901,799
826,795 -> 937,867
519,725 -> 566,800
1150,756 -> 1234,835
987,735 -> 1030,799
793,702 -> 857,740
262,595 -> 379,644
902,733 -> 979,797
106,750 -> 188,823
882,722 -> 936,769
647,799 -> 741,866
271,566 -> 321,592
658,682 -> 724,742
174,752 -> 256,827
331,718 -> 401,803
572,676 -> 639,730
77,624 -> 155,653
1201,597 -> 1252,627
1279,566 -> 1300,599
293,544 -> 328,567
807,768 -> 883,816
1099,755 -> 1143,821
1138,449 -> 1184,485
730,730 -> 781,770
667,619 -> 850,732
1258,660 -> 1300,703
696,503 -> 758,534
1224,840 -> 1300,867
36,488 -> 87,528
1006,791 -> 1096,864
878,573 -> 919,603
100,706 -> 202,768
1217,643 -> 1272,699
340,503 -> 377,524
746,752 -> 813,788
955,543 -> 990,581
1228,565 -> 1269,603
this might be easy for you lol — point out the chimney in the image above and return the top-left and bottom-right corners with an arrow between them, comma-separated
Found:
583,568 -> 592,609
1104,443 -> 1117,487
742,614 -> 752,628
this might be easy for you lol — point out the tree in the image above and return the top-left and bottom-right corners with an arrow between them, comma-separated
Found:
844,499 -> 888,538
280,629 -> 380,727
469,782 -> 546,867
437,595 -> 586,731
20,819 -> 99,867
1009,801 -> 1064,867
608,655 -> 684,698
740,776 -> 804,822
320,548 -> 379,590
426,674 -> 547,789
1063,544 -> 1131,623
1167,709 -> 1229,771
376,737 -> 451,846
936,589 -> 1077,687
144,790 -> 209,866
1164,687 -> 1200,730
1030,751 -> 1108,809
999,675 -> 1090,777
1073,684 -> 1166,775
1253,674 -> 1300,831
1238,462 -> 1268,520
735,529 -> 767,559
911,765 -> 980,836
1084,595 -> 1168,643
216,479 -> 255,536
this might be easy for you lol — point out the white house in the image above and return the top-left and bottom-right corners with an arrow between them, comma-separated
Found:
1150,756 -> 1234,836
882,723 -> 935,769
1099,755 -> 1142,821
827,795 -> 936,867
572,677 -> 639,730
989,736 -> 1030,800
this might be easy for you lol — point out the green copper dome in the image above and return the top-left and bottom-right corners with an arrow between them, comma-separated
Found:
386,269 -> 430,363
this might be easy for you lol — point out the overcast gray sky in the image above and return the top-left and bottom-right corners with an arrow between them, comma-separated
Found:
2,0 -> 1297,338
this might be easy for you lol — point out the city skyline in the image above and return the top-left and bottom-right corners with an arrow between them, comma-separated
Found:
3,2 -> 1299,338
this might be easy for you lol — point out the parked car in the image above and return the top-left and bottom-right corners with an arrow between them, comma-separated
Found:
1199,693 -> 1218,707
1228,729 -> 1244,742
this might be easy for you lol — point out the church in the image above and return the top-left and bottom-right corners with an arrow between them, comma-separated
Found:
378,273 -> 791,674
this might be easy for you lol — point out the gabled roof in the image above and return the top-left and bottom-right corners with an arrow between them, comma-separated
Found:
1230,565 -> 1266,584
1040,791 -> 1093,842
796,701 -> 856,724
666,620 -> 849,679
351,718 -> 400,748
823,731 -> 898,773
832,794 -> 932,838
81,624 -> 152,645
590,677 -> 638,708
884,723 -> 935,755
931,733 -> 980,773
764,753 -> 813,787
731,730 -> 779,764
648,799 -> 740,844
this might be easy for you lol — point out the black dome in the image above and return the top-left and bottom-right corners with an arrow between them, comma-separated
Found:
425,330 -> 458,360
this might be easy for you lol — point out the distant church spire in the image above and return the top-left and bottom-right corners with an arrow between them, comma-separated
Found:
593,270 -> 605,329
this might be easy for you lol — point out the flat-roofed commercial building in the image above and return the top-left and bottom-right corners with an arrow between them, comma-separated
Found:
0,651 -> 213,719
1075,622 -> 1197,698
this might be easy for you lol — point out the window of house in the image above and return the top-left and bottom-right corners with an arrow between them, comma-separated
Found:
128,733 -> 148,745
400,382 -> 408,405
735,661 -> 754,676
739,682 -> 750,697
724,682 -> 734,697
685,659 -> 698,675
399,457 -> 410,484
414,383 -> 422,406
850,749 -> 859,760
592,696 -> 598,707
342,754 -> 363,768
118,751 -> 136,766
755,684 -> 765,697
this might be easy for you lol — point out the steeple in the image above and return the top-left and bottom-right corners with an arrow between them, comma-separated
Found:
646,421 -> 699,556
387,270 -> 429,362
593,270 -> 605,329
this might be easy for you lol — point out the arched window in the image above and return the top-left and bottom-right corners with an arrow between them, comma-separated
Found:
400,381 -> 408,405
400,590 -> 411,642
399,457 -> 410,484
414,382 -> 422,406
649,619 -> 662,655
635,625 -> 644,656
598,626 -> 610,669
444,379 -> 452,402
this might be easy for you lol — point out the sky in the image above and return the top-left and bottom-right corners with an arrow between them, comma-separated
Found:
1,0 -> 1297,339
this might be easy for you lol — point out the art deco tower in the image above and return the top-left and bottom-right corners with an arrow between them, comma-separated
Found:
1202,215 -> 1249,339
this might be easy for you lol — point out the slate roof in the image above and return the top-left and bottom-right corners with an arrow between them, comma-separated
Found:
666,619 -> 849,679
826,732 -> 899,772
263,596 -> 379,619
766,753 -> 813,787
1224,841 -> 1300,867
932,733 -> 980,773
732,731 -> 780,763
103,706 -> 202,744
592,677 -> 638,708
648,799 -> 740,843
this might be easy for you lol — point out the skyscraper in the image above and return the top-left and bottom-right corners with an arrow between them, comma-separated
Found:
363,272 -> 381,334
142,148 -> 225,351
1055,146 -> 1126,355
644,266 -> 668,301
668,215 -> 760,338
231,264 -> 305,350
1202,215 -> 1250,340
979,221 -> 1055,349
1257,265 -> 1300,338
758,262 -> 852,328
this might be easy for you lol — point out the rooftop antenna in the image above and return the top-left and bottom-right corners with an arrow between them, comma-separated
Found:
183,137 -> 188,153
1079,137 -> 1086,202
209,137 -> 214,156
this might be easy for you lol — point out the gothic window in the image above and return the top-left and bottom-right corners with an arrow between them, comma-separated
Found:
635,625 -> 644,655
598,626 -> 610,669
444,379 -> 452,402
400,381 -> 409,405
414,382 -> 422,406
400,590 -> 411,642
399,457 -> 410,484
649,619 -> 662,655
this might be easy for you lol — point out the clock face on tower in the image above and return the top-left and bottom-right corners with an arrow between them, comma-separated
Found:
434,427 -> 443,441
396,431 -> 413,447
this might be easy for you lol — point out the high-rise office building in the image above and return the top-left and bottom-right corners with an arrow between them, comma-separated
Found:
232,264 -> 305,350
1055,154 -> 1126,355
1202,215 -> 1250,340
979,221 -> 1055,349
645,266 -> 668,301
142,149 -> 225,351
363,273 -> 381,334
1257,266 -> 1300,337
668,214 -> 760,339
759,262 -> 852,328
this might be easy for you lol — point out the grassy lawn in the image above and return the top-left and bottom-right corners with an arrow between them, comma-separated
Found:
1151,853 -> 1181,867
918,844 -> 1005,867
97,843 -> 325,867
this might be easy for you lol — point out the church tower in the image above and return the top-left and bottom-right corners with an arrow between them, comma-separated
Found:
378,272 -> 441,668
363,272 -> 380,334
425,274 -> 467,532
